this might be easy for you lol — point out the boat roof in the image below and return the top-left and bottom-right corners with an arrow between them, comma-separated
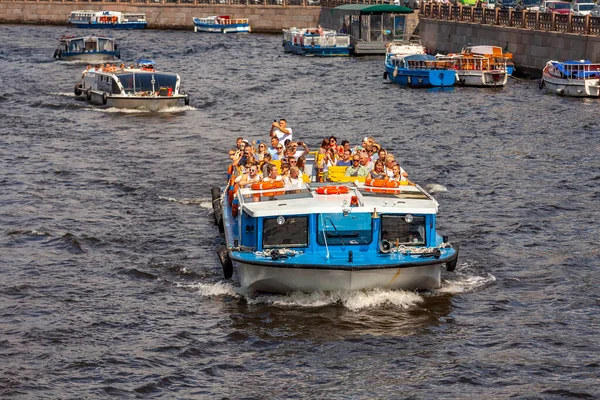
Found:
238,182 -> 439,218
333,4 -> 414,14
403,54 -> 436,61
60,35 -> 115,41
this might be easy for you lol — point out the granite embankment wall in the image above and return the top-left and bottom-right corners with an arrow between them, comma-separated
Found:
419,18 -> 600,75
0,2 -> 321,32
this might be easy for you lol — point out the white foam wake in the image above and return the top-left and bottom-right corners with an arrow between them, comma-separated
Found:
158,195 -> 210,206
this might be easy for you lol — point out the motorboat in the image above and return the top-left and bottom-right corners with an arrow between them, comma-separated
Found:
540,60 -> 600,97
282,27 -> 351,56
384,53 -> 456,87
461,45 -> 515,76
192,16 -> 251,33
67,10 -> 147,29
74,60 -> 190,111
53,35 -> 120,62
436,54 -> 508,87
212,171 -> 459,295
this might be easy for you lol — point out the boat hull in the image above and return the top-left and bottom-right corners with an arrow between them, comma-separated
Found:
57,51 -> 119,62
85,91 -> 188,111
455,70 -> 508,87
385,65 -> 455,87
542,76 -> 600,97
73,22 -> 147,29
194,24 -> 250,33
233,259 -> 442,294
283,42 -> 350,57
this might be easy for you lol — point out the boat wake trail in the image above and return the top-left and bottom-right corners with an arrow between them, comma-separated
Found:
50,92 -> 77,97
183,281 -> 240,297
424,183 -> 448,193
437,261 -> 496,294
89,105 -> 197,113
158,195 -> 210,206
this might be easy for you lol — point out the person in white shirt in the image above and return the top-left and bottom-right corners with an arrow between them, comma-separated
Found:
285,166 -> 303,187
262,164 -> 283,182
270,119 -> 293,144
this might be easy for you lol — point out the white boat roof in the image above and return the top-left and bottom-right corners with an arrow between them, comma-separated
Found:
238,182 -> 439,218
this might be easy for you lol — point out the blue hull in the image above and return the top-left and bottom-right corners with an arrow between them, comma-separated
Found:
385,65 -> 456,87
283,42 -> 350,57
74,22 -> 146,29
57,50 -> 120,61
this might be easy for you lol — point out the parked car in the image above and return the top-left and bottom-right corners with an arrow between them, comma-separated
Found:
546,1 -> 573,14
539,0 -> 559,12
572,2 -> 595,15
523,0 -> 542,10
590,4 -> 600,16
485,0 -> 497,9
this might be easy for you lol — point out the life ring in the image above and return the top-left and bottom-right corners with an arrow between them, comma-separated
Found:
228,182 -> 238,206
74,83 -> 82,96
385,180 -> 400,188
251,181 -> 284,190
262,190 -> 285,197
365,178 -> 386,187
316,186 -> 350,195
102,92 -> 108,105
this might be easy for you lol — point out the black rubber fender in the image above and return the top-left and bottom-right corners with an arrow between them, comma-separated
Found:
383,71 -> 388,80
217,246 -> 233,279
102,92 -> 108,105
446,243 -> 459,272
538,79 -> 545,90
74,83 -> 82,96
211,187 -> 222,226
86,89 -> 92,101
53,49 -> 59,58
184,95 -> 190,106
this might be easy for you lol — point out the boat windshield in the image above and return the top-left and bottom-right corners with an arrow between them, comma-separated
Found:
262,216 -> 308,249
317,213 -> 372,246
116,72 -> 177,94
380,215 -> 426,246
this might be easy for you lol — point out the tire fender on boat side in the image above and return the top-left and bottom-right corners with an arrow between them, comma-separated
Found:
74,83 -> 83,96
211,186 -> 222,227
102,92 -> 108,105
53,49 -> 59,58
539,79 -> 545,90
383,71 -> 388,80
86,89 -> 92,101
184,95 -> 190,106
446,243 -> 459,272
217,245 -> 233,279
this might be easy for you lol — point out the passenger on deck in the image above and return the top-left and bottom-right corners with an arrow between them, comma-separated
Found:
336,149 -> 353,166
286,166 -> 302,187
267,137 -> 280,158
238,165 -> 262,188
385,156 -> 408,180
290,141 -> 309,158
341,139 -> 351,154
367,160 -> 389,181
389,164 -> 409,182
263,164 -> 283,182
259,154 -> 272,177
296,156 -> 306,174
233,145 -> 258,168
270,119 -> 293,143
359,152 -> 374,170
256,142 -> 268,161
318,138 -> 329,155
375,147 -> 387,163
329,136 -> 340,155
273,143 -> 285,161
287,156 -> 298,169
280,162 -> 291,180
345,155 -> 370,177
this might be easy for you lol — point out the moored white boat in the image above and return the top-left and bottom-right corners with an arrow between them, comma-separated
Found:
193,16 -> 250,33
283,27 -> 351,57
384,53 -> 456,87
53,35 -> 120,62
437,54 -> 508,87
540,60 -> 600,97
461,45 -> 515,76
68,10 -> 147,29
74,60 -> 189,111
213,173 -> 459,295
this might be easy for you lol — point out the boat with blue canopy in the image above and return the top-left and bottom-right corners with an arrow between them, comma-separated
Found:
282,27 -> 351,57
53,35 -> 120,62
193,16 -> 251,33
541,60 -> 600,97
212,164 -> 459,295
384,53 -> 456,87
68,10 -> 147,29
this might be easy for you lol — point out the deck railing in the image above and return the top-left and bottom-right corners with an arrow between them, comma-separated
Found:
420,3 -> 600,36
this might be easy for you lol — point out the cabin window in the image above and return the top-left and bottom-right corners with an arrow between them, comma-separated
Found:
111,78 -> 121,95
97,38 -> 113,52
262,216 -> 308,249
317,213 -> 372,246
116,72 -> 177,94
380,215 -> 426,246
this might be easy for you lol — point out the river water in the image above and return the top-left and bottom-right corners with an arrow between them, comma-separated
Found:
1,24 -> 599,398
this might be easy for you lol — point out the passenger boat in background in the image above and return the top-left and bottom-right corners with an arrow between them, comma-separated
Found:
53,35 -> 120,62
282,27 -> 351,56
436,54 -> 508,87
540,60 -> 600,97
192,16 -> 251,33
212,175 -> 459,294
461,45 -> 515,76
74,59 -> 189,111
384,53 -> 456,87
67,10 -> 147,29
385,39 -> 427,58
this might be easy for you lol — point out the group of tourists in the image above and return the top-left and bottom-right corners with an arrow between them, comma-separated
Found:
84,63 -> 131,73
228,119 -> 410,189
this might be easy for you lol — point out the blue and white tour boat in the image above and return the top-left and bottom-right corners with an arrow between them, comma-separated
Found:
541,60 -> 600,97
212,171 -> 459,295
384,53 -> 456,88
68,10 -> 147,29
53,35 -> 120,62
283,27 -> 351,57
74,60 -> 189,111
193,16 -> 251,33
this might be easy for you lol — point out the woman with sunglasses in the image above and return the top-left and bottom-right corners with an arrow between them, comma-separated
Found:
256,142 -> 268,161
273,143 -> 285,161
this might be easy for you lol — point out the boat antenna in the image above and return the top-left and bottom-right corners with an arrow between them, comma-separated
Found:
320,214 -> 330,259
151,74 -> 156,95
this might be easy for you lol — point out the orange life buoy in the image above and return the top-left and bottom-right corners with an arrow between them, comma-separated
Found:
316,186 -> 350,195
251,181 -> 284,190
228,181 -> 238,206
113,16 -> 117,23
365,178 -> 387,187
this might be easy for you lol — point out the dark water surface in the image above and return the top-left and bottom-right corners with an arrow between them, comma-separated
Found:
1,25 -> 599,399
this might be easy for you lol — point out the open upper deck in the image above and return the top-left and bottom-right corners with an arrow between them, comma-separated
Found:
237,181 -> 438,218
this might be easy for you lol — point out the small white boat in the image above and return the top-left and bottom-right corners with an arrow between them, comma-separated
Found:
193,16 -> 250,33
437,54 -> 508,87
68,10 -> 147,29
541,60 -> 600,97
74,60 -> 189,111
53,35 -> 120,62
282,27 -> 351,57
